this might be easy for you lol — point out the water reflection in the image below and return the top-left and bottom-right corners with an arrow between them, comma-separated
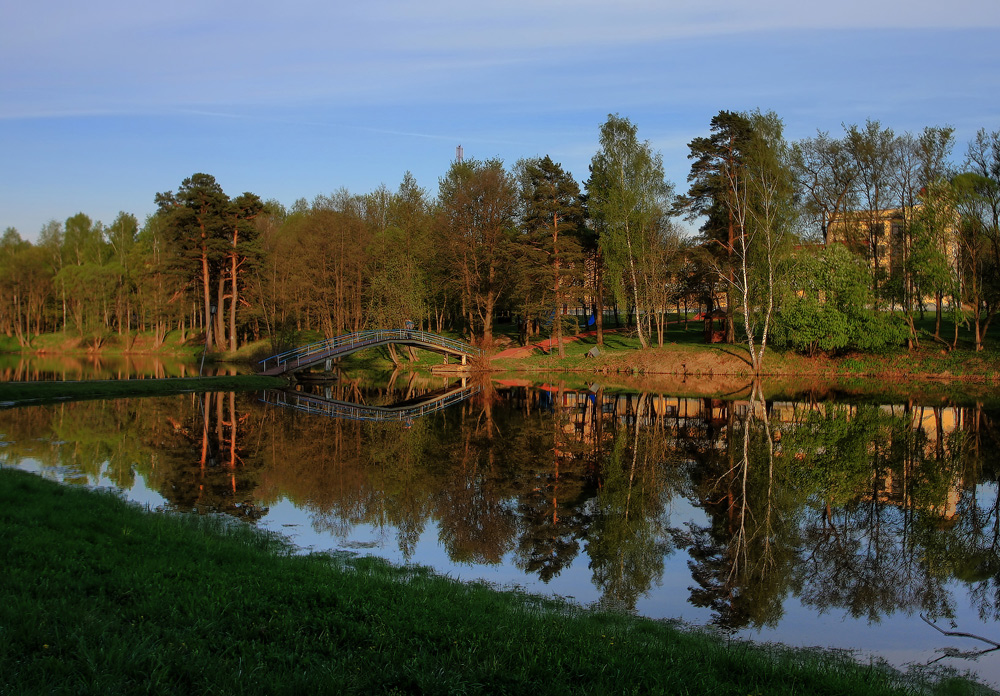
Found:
1,378 -> 998,681
0,352 -> 239,381
262,383 -> 481,422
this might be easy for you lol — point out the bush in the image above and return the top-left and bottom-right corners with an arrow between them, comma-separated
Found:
774,245 -> 908,355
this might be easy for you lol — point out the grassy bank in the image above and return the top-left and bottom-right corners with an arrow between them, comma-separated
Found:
488,326 -> 1000,378
0,468 -> 990,696
0,375 -> 288,405
0,329 -> 204,357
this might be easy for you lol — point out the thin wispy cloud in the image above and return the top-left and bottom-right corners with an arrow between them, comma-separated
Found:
5,1 -> 998,117
1,0 -> 998,238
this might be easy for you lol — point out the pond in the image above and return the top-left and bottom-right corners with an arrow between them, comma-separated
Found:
2,373 -> 999,687
0,351 -> 242,381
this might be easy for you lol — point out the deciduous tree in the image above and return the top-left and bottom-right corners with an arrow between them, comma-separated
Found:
844,120 -> 899,303
587,115 -> 672,349
791,131 -> 858,243
437,158 -> 518,344
953,131 -> 1000,351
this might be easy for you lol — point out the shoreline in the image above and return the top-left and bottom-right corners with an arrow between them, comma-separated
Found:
4,333 -> 1000,407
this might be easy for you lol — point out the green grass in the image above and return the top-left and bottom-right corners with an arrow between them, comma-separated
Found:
337,345 -> 458,372
0,468 -> 991,696
2,329 -> 207,355
7,318 -> 1000,387
0,375 -> 289,405
910,314 -> 1000,351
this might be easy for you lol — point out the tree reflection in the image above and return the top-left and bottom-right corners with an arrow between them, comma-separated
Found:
682,387 -> 800,630
587,394 -> 682,612
513,384 -> 594,582
789,402 -> 991,625
2,380 -> 999,637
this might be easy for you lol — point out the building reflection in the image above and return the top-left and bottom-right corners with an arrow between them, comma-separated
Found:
1,380 -> 997,631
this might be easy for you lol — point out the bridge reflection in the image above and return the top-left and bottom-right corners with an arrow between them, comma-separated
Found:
261,383 -> 481,422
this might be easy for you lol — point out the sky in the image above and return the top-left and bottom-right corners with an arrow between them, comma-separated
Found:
2,0 -> 999,241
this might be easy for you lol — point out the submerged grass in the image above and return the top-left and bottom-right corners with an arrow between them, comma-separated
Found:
1,468 -> 991,695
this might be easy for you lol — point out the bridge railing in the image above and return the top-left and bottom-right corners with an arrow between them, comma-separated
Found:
258,329 -> 480,373
261,385 -> 481,422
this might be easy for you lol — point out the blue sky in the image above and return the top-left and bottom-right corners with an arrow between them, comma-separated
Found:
2,0 -> 999,240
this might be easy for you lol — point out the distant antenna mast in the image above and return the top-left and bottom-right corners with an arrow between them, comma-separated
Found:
456,145 -> 464,163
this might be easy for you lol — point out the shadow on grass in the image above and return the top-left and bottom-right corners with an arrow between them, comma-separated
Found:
711,345 -> 753,367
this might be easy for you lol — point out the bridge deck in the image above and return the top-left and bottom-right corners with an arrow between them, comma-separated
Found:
258,329 -> 480,376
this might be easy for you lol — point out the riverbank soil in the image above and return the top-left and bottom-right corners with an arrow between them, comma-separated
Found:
493,329 -> 999,379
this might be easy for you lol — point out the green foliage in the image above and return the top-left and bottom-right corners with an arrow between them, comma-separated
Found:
514,155 -> 587,351
364,232 -> 424,331
587,114 -> 673,348
362,177 -> 434,333
438,158 -> 519,341
774,244 -> 909,354
3,119 -> 1000,362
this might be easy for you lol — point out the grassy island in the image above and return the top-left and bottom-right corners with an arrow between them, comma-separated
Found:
0,375 -> 288,405
1,468 -> 991,695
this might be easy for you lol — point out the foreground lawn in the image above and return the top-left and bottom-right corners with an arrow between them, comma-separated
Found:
0,470 -> 991,695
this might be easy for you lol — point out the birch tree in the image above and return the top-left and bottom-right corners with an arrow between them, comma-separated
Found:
725,111 -> 797,374
587,114 -> 672,350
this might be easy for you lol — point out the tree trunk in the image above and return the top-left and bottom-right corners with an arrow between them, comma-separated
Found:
623,223 -> 648,349
216,275 -> 226,352
553,212 -> 564,358
230,251 -> 239,352
934,291 -> 942,339
595,257 -> 605,346
201,250 -> 213,350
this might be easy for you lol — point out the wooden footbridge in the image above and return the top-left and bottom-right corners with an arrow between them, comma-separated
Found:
257,330 -> 481,376
260,384 -> 481,422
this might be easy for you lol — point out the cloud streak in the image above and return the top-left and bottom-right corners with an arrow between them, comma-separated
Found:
1,0 -> 998,238
5,0 -> 999,118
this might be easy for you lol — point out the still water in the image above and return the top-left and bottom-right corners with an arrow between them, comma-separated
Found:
2,373 -> 999,686
0,352 -> 241,381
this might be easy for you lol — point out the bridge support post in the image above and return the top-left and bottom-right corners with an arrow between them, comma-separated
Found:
461,354 -> 467,366
325,358 -> 332,372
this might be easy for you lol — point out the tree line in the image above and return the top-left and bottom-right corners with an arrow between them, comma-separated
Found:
2,112 -> 999,365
